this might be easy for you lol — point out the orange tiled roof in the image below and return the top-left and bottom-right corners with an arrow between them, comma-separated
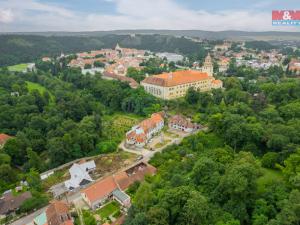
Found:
0,133 -> 12,145
62,220 -> 74,225
114,172 -> 131,190
46,201 -> 71,225
142,70 -> 212,87
212,80 -> 222,84
126,113 -> 163,142
81,176 -> 117,203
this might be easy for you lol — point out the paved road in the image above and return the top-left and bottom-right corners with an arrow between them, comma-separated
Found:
11,206 -> 48,225
119,129 -> 191,162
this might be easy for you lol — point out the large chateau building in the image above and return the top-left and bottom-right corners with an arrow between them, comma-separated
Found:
141,55 -> 222,100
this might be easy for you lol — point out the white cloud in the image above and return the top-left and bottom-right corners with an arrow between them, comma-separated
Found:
0,9 -> 14,23
0,0 -> 297,32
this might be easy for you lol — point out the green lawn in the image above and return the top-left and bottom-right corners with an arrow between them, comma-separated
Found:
102,113 -> 143,143
96,201 -> 120,219
257,168 -> 284,193
8,63 -> 28,72
26,81 -> 55,103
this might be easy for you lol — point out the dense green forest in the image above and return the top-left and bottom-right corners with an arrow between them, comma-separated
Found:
125,132 -> 300,225
244,41 -> 277,51
0,34 -> 205,66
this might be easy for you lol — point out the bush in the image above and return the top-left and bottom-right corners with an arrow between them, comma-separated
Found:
84,64 -> 92,69
97,141 -> 118,154
82,210 -> 97,225
261,152 -> 279,169
19,194 -> 48,213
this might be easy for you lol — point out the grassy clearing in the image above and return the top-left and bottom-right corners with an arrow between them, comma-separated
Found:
26,81 -> 55,103
96,201 -> 120,220
102,113 -> 143,143
154,139 -> 171,148
8,63 -> 28,72
257,168 -> 284,193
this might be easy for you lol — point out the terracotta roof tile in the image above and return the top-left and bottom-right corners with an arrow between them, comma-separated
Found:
46,201 -> 71,225
81,176 -> 117,203
142,70 -> 212,87
0,133 -> 12,146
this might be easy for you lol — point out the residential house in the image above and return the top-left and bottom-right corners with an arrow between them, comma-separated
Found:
218,57 -> 230,73
81,162 -> 156,210
168,115 -> 203,133
0,191 -> 32,217
0,133 -> 12,148
64,160 -> 96,190
81,176 -> 130,209
46,201 -> 73,225
288,59 -> 300,75
42,57 -> 51,62
126,113 -> 164,147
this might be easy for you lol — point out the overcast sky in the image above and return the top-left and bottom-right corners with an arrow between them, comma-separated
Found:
0,0 -> 299,32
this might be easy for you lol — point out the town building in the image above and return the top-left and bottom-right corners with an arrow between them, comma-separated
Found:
141,70 -> 222,100
168,115 -> 203,133
102,72 -> 139,89
288,59 -> 300,75
0,133 -> 12,148
214,42 -> 232,51
45,201 -> 73,225
156,52 -> 184,62
64,160 -> 96,190
42,57 -> 51,62
81,162 -> 156,210
28,201 -> 73,225
126,113 -> 164,147
200,54 -> 214,76
115,44 -> 146,58
0,191 -> 32,218
218,57 -> 231,73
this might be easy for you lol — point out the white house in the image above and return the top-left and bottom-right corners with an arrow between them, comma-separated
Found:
126,113 -> 164,147
64,160 -> 96,190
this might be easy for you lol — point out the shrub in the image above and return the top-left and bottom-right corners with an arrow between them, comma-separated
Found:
261,152 -> 279,169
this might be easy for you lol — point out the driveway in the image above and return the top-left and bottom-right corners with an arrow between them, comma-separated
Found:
119,129 -> 191,162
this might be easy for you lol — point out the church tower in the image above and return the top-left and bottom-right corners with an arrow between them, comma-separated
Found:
202,53 -> 213,77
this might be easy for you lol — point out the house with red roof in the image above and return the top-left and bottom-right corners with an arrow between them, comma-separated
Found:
169,115 -> 203,133
46,201 -> 74,225
0,134 -> 12,148
126,113 -> 164,147
81,162 -> 156,210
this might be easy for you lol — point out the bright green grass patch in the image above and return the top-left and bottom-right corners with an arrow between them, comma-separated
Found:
96,201 -> 120,219
257,168 -> 284,193
26,81 -> 55,103
8,63 -> 28,72
102,113 -> 143,142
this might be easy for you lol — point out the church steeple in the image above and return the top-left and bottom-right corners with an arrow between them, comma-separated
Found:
115,43 -> 121,50
202,53 -> 213,77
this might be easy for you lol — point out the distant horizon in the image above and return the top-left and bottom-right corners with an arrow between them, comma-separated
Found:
1,29 -> 300,34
